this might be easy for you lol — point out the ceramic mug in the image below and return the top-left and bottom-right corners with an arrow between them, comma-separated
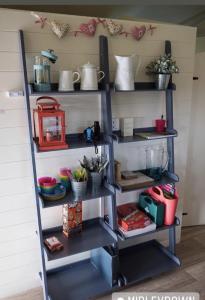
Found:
59,70 -> 80,91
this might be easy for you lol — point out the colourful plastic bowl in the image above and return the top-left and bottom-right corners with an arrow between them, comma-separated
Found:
38,177 -> 57,194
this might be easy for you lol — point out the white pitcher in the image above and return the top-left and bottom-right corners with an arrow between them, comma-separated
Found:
114,54 -> 141,91
80,62 -> 105,91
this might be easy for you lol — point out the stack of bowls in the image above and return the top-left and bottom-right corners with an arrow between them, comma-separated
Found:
38,177 -> 57,194
59,168 -> 71,191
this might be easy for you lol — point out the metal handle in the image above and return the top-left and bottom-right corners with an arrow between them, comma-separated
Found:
98,71 -> 105,82
73,71 -> 81,83
36,96 -> 58,105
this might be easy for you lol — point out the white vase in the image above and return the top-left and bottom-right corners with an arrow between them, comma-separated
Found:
114,54 -> 141,91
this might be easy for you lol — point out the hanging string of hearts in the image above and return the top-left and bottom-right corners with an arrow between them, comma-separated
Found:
31,12 -> 156,41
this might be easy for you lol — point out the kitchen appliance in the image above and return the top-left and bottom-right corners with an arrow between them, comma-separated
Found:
33,49 -> 57,92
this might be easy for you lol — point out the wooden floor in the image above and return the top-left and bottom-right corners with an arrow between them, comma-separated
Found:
3,226 -> 205,300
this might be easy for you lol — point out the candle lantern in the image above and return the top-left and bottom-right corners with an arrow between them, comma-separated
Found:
33,96 -> 68,151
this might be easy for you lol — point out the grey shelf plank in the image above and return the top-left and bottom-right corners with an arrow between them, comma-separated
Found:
47,259 -> 113,300
112,128 -> 177,144
115,171 -> 179,193
117,217 -> 180,241
43,218 -> 116,260
29,83 -> 103,96
120,239 -> 180,285
110,82 -> 176,92
34,133 -> 107,153
39,184 -> 114,208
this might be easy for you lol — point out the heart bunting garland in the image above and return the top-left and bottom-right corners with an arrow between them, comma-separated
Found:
106,19 -> 122,36
31,13 -> 156,41
50,21 -> 70,39
76,19 -> 97,37
131,25 -> 146,41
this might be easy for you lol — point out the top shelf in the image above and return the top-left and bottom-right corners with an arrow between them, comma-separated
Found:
28,82 -> 176,96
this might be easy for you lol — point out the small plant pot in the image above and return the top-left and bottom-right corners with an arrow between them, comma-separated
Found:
89,172 -> 102,190
155,73 -> 170,90
71,180 -> 87,196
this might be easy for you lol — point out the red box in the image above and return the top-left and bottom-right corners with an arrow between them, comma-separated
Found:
117,203 -> 151,231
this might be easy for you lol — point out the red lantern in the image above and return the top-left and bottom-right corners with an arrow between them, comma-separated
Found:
33,96 -> 68,151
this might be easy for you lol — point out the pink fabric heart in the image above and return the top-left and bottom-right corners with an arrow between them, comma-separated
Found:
79,19 -> 97,36
131,25 -> 146,41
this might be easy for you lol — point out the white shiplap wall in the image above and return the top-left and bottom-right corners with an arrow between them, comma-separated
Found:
0,8 -> 196,299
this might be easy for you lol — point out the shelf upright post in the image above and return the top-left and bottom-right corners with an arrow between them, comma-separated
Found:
19,30 -> 49,300
165,40 -> 176,254
99,35 -> 118,232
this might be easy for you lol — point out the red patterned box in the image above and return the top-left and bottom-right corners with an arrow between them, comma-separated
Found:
62,202 -> 82,237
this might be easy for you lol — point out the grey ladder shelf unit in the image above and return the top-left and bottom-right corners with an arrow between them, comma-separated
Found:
19,29 -> 180,300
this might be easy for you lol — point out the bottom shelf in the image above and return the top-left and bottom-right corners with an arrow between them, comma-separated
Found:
119,239 -> 180,284
46,239 -> 180,300
47,259 -> 113,300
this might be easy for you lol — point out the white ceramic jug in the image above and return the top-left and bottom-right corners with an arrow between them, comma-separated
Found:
114,54 -> 141,91
80,62 -> 105,90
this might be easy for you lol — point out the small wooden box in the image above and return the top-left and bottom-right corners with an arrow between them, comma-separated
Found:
62,202 -> 82,238
120,118 -> 134,136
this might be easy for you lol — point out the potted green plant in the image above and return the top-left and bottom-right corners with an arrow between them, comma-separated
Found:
80,155 -> 109,189
71,167 -> 88,195
146,54 -> 179,90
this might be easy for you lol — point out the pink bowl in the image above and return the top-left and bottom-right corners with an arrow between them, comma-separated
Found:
38,177 -> 57,187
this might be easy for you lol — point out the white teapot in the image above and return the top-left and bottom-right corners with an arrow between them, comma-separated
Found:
114,54 -> 141,91
80,62 -> 105,90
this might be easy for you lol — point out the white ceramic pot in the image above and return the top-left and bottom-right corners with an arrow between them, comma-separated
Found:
80,62 -> 105,90
71,180 -> 87,196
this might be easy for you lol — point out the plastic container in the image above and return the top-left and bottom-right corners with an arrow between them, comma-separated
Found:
155,118 -> 166,132
146,186 -> 178,225
59,168 -> 72,191
38,177 -> 57,194
138,193 -> 165,226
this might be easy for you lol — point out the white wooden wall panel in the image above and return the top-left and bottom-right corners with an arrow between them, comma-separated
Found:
0,8 -> 196,299
0,193 -> 34,213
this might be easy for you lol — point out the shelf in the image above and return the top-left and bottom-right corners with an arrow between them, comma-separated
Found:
117,217 -> 180,241
28,83 -> 104,96
43,218 -> 116,260
39,184 -> 114,208
119,239 -> 180,285
112,128 -> 177,144
110,82 -> 176,92
47,259 -> 113,300
115,170 -> 179,193
34,133 -> 107,153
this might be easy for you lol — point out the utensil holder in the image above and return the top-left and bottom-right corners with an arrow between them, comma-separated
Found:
88,172 -> 102,189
